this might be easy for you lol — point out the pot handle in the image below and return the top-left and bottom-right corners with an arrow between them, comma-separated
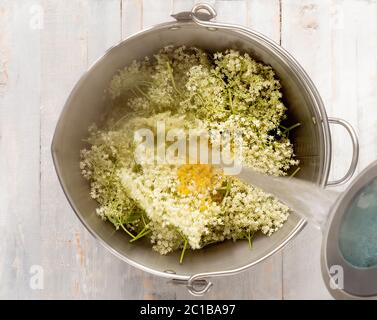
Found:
326,117 -> 359,186
171,278 -> 213,297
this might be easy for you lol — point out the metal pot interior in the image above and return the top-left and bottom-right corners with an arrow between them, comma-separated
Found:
52,22 -> 330,279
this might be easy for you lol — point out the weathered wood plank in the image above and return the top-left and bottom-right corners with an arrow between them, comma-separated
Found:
247,0 -> 280,41
141,0 -> 173,28
333,0 -> 377,173
326,0 -> 359,186
172,0 -> 195,13
87,0 -> 122,64
40,0 -> 176,300
121,0 -> 142,39
0,0 -> 42,299
281,0 -> 333,300
281,0 -> 377,299
215,0 -> 248,25
40,0 -> 93,299
39,0 -> 151,299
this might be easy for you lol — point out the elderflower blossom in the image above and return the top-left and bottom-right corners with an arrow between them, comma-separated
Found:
80,46 -> 299,259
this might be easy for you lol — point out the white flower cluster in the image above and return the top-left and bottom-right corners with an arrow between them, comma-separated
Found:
181,49 -> 298,175
80,46 -> 299,261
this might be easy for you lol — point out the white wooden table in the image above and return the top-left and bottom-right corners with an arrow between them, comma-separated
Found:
1,0 -> 376,299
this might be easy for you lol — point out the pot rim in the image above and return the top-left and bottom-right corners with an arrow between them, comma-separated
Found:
51,19 -> 332,282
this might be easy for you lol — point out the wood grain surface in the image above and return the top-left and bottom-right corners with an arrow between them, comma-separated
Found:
0,0 -> 376,299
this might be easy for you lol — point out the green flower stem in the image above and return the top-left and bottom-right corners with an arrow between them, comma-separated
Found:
135,85 -> 150,100
138,80 -> 153,86
166,61 -> 181,95
180,238 -> 188,264
129,226 -> 151,242
282,122 -> 301,134
110,114 -> 129,130
196,92 -> 205,104
228,89 -> 234,114
289,167 -> 301,178
120,223 -> 136,239
130,88 -> 138,97
246,231 -> 255,249
222,179 -> 232,203
141,213 -> 147,227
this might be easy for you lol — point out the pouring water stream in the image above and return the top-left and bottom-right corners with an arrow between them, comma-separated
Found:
187,139 -> 340,230
235,167 -> 340,230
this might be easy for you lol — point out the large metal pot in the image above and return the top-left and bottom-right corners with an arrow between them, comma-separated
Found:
52,3 -> 359,295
